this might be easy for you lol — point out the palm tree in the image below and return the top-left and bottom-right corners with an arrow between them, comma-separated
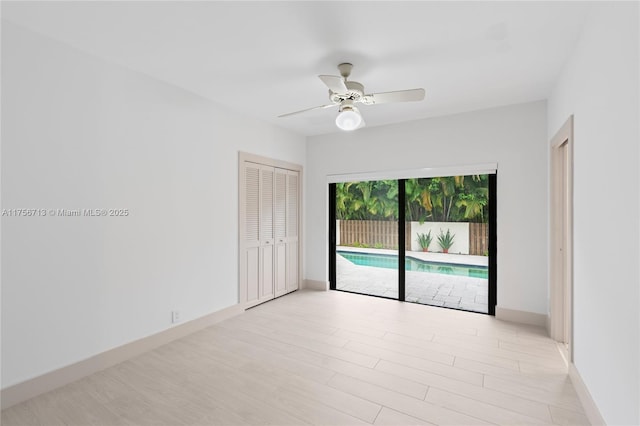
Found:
337,176 -> 488,223
455,175 -> 488,222
336,180 -> 399,221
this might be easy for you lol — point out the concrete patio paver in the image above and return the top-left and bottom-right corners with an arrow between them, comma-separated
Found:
336,249 -> 488,313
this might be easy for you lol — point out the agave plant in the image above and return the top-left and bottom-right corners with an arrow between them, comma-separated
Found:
416,231 -> 432,251
437,229 -> 456,253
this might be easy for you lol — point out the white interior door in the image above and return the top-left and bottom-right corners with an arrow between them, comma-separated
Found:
560,142 -> 572,353
239,153 -> 302,308
239,162 -> 261,305
274,169 -> 288,297
260,166 -> 275,301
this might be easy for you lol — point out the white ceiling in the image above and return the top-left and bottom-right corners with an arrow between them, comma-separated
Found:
3,1 -> 590,136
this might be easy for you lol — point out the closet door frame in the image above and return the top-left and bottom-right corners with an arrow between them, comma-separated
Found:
285,169 -> 300,293
238,152 -> 303,309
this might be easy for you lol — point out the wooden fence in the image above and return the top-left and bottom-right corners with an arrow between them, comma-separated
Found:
338,220 -> 489,255
338,220 -> 411,250
468,223 -> 489,256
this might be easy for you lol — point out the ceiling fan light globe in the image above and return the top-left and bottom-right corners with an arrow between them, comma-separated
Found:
335,109 -> 362,131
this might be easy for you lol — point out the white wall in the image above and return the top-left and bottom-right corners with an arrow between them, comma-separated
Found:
1,22 -> 305,388
306,101 -> 548,315
547,3 -> 639,424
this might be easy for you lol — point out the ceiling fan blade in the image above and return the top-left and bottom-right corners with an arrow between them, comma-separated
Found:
318,75 -> 348,93
278,103 -> 336,118
367,88 -> 425,104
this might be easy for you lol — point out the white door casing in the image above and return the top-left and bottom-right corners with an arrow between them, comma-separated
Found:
286,170 -> 299,292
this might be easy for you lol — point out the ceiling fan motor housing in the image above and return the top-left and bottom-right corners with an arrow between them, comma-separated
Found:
330,81 -> 365,103
338,99 -> 357,113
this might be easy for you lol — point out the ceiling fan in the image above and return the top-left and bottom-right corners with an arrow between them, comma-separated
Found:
278,63 -> 426,131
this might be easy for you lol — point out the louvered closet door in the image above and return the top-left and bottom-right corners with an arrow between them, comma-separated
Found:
239,155 -> 301,307
286,170 -> 300,292
240,162 -> 261,305
259,166 -> 275,302
274,169 -> 288,297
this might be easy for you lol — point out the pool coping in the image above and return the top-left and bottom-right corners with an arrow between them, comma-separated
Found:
337,246 -> 489,267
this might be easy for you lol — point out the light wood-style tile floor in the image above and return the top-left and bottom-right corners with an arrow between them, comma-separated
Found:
2,290 -> 589,425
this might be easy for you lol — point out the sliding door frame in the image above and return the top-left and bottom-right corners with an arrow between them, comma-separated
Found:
488,173 -> 497,316
329,184 -> 337,290
329,169 -> 497,315
398,179 -> 406,301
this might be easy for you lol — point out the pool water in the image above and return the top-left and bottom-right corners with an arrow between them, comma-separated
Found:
338,251 -> 488,279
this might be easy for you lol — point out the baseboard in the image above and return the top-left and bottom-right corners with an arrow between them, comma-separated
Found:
569,363 -> 606,425
0,303 -> 244,410
546,313 -> 551,336
303,279 -> 329,291
495,306 -> 547,327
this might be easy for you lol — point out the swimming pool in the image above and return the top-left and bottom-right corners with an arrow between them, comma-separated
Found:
338,251 -> 488,279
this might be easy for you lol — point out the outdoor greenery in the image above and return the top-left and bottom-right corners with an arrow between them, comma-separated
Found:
336,175 -> 489,223
416,231 -> 433,250
437,229 -> 456,251
335,180 -> 398,221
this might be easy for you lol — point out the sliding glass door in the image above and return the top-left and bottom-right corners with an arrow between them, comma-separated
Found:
329,173 -> 496,315
333,180 -> 399,299
404,175 -> 492,314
